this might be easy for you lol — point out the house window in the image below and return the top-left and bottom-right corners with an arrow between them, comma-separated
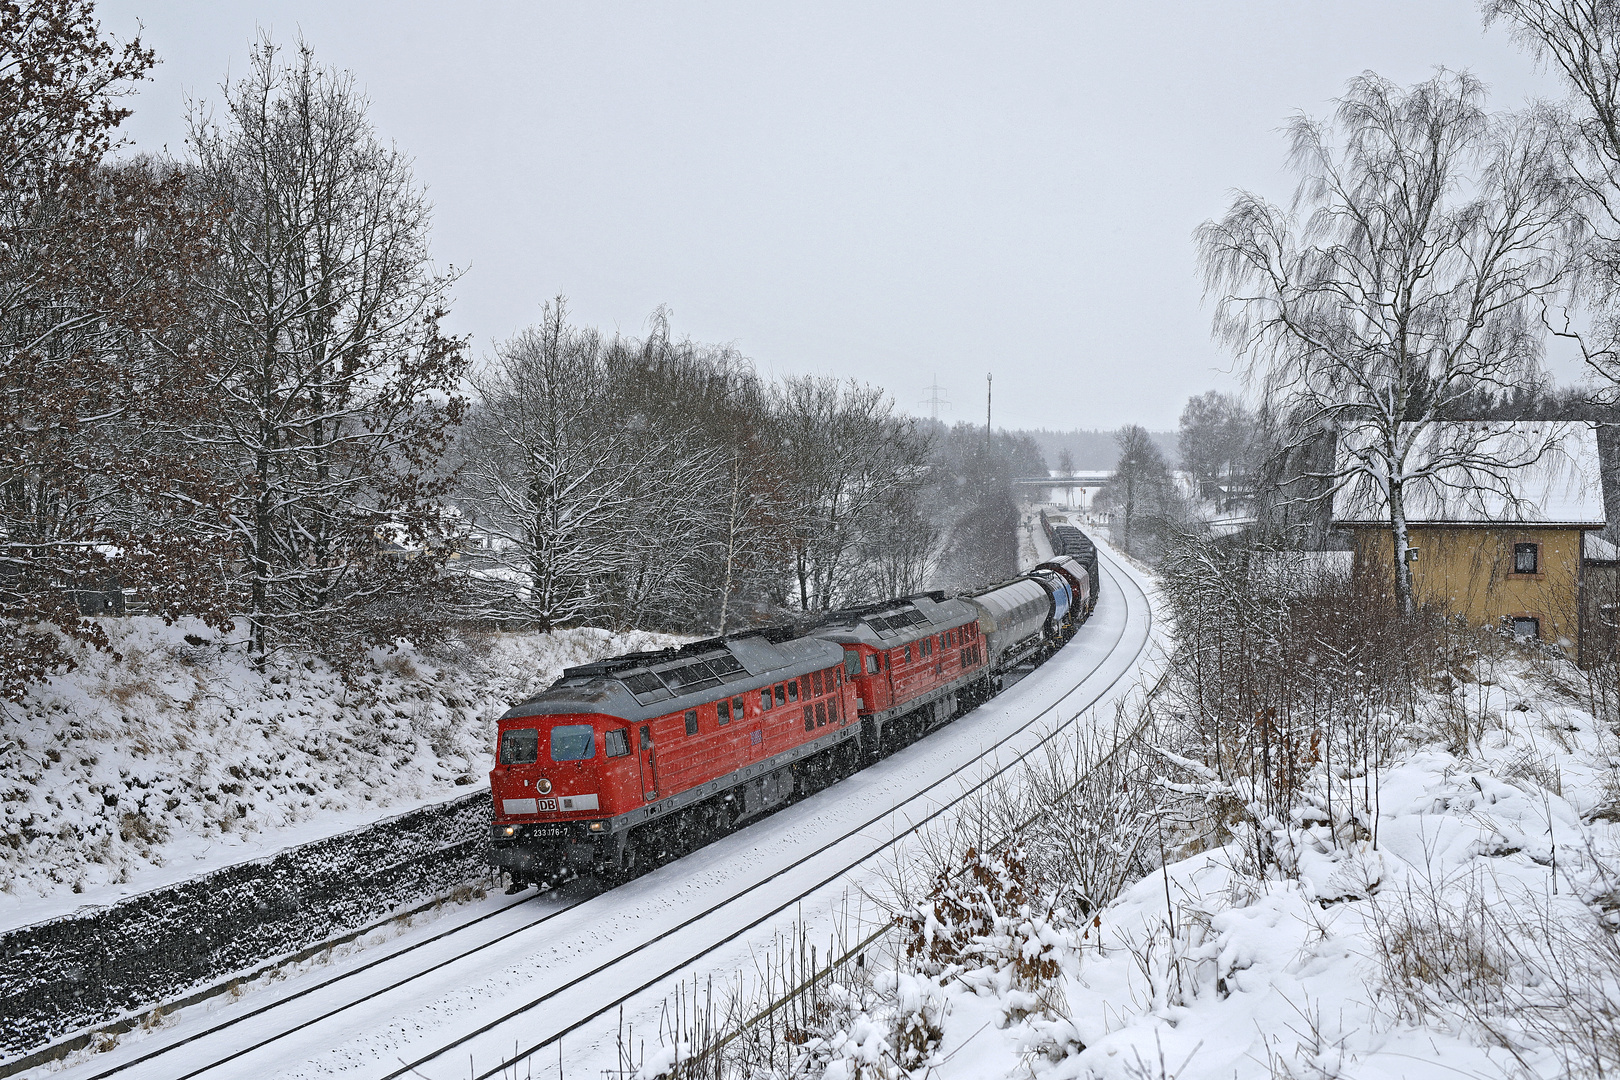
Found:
1512,616 -> 1540,640
1513,543 -> 1539,575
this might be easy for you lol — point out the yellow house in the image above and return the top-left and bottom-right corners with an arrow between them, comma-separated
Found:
1330,422 -> 1606,657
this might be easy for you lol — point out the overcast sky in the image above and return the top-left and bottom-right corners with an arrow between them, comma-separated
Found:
95,1 -> 1576,430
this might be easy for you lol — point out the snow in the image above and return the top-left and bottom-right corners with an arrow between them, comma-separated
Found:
1332,420 -> 1606,527
29,539 -> 1166,1080
793,649 -> 1620,1079
0,620 -> 683,932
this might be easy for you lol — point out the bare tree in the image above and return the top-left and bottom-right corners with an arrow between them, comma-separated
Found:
1487,1 -> 1620,390
1107,424 -> 1179,557
771,377 -> 931,610
460,302 -> 726,630
1198,71 -> 1576,613
0,2 -> 234,700
187,38 -> 467,655
1179,390 -> 1256,509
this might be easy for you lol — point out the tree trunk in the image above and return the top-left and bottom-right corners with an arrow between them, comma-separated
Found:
1389,479 -> 1415,616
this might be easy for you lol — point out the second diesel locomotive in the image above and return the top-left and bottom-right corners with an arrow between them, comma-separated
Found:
488,546 -> 1099,887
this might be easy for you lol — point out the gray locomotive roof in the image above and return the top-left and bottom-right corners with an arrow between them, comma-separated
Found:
500,633 -> 843,725
814,594 -> 980,649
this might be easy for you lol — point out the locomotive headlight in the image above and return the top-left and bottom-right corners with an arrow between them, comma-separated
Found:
535,778 -> 553,795
502,825 -> 516,837
588,820 -> 605,832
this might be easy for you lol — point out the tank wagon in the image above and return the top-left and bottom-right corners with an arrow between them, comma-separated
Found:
488,531 -> 1102,888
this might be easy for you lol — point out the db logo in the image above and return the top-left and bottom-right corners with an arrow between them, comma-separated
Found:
535,798 -> 558,812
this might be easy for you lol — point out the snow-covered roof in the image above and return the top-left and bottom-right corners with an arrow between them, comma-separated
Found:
1331,421 -> 1605,528
1586,532 -> 1620,563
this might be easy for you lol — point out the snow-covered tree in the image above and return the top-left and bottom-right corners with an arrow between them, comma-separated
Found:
1198,71 -> 1577,612
771,377 -> 932,611
0,2 -> 234,700
186,38 -> 467,654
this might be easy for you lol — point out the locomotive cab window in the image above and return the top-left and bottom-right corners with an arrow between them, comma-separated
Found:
733,695 -> 746,717
866,654 -> 880,674
844,650 -> 860,677
605,728 -> 631,757
1513,543 -> 1540,575
499,727 -> 539,765
684,709 -> 699,736
717,700 -> 731,725
550,724 -> 595,762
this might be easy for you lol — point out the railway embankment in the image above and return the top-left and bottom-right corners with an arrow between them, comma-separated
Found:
0,619 -> 685,1071
628,541 -> 1620,1080
0,620 -> 681,925
0,789 -> 489,1072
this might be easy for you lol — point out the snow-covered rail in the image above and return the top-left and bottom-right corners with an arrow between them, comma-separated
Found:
43,544 -> 1157,1080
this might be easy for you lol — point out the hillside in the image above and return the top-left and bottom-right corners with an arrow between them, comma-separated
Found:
0,619 -> 682,928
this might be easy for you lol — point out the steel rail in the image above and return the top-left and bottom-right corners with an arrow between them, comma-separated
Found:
70,551 -> 1145,1080
395,552 -> 1151,1080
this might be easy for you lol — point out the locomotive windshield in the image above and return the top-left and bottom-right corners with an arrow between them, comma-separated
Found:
499,727 -> 539,765
551,724 -> 596,761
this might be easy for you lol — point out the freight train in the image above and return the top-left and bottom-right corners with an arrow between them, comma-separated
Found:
488,543 -> 1100,888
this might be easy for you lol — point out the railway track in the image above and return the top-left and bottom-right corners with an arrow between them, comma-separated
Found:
52,546 -> 1155,1080
394,552 -> 1153,1080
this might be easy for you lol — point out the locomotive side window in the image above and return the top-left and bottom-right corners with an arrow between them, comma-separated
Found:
684,710 -> 699,736
550,724 -> 595,762
640,724 -> 653,749
733,695 -> 746,717
717,700 -> 731,725
904,645 -> 912,663
787,680 -> 799,703
761,688 -> 772,711
499,727 -> 539,765
866,654 -> 880,674
605,728 -> 631,757
775,683 -> 787,707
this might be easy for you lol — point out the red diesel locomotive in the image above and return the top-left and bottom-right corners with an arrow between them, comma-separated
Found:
489,548 -> 1097,887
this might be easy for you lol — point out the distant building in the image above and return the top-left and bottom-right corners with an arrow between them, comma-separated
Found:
1330,421 -> 1606,659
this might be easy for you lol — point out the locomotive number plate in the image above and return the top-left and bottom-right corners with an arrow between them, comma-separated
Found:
535,798 -> 558,812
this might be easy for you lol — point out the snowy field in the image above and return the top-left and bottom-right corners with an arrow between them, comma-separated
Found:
0,622 -> 683,932
28,543 -> 1164,1080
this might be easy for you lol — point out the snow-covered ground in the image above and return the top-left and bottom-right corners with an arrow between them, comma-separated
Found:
791,631 -> 1620,1078
28,541 -> 1165,1080
0,621 -> 682,931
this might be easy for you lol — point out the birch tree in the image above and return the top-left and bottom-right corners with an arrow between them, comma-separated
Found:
187,39 -> 467,654
1198,71 -> 1576,613
1487,1 -> 1620,389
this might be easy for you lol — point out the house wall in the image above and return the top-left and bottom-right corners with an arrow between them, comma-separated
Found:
1350,526 -> 1583,651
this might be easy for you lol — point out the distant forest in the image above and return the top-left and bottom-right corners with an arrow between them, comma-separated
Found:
1014,428 -> 1178,472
